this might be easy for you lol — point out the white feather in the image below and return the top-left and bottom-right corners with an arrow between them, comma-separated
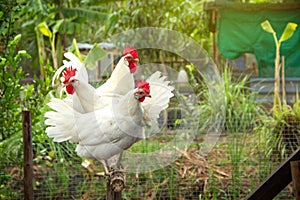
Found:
142,71 -> 174,130
45,98 -> 80,142
96,56 -> 135,97
45,89 -> 143,161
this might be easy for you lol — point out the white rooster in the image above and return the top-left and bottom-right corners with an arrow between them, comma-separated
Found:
45,71 -> 174,173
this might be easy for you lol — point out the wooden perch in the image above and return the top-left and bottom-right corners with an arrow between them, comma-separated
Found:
106,170 -> 125,200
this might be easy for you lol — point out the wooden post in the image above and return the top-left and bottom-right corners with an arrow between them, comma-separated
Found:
290,160 -> 300,200
246,148 -> 300,199
22,111 -> 34,200
106,171 -> 125,200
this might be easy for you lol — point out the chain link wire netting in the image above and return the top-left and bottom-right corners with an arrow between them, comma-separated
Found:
1,116 -> 298,200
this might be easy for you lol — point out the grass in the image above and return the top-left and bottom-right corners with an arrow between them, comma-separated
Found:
129,137 -> 166,153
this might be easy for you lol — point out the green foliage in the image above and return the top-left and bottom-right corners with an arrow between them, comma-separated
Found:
261,20 -> 276,34
12,0 -> 109,75
261,20 -> 298,112
197,67 -> 267,198
10,0 -> 211,78
221,68 -> 264,132
37,20 -> 64,69
260,20 -> 299,159
198,67 -> 265,133
279,22 -> 298,43
0,34 -> 32,200
257,103 -> 300,161
0,34 -> 31,142
0,17 -> 61,166
0,0 -> 22,54
68,38 -> 85,61
67,38 -> 108,68
37,22 -> 53,38
105,0 -> 211,51
0,170 -> 19,199
0,40 -> 81,197
84,43 -> 108,69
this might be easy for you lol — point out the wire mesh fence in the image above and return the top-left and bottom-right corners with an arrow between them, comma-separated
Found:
1,117 -> 299,200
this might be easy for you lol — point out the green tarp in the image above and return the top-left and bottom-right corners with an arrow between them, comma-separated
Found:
217,8 -> 300,77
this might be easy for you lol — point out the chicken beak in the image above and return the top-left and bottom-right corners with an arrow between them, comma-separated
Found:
134,58 -> 139,62
147,94 -> 152,98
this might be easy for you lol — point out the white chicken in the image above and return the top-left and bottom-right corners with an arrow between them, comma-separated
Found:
47,47 -> 173,173
53,46 -> 139,113
45,71 -> 174,173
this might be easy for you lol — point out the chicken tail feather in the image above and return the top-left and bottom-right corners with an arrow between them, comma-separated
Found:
45,98 -> 80,143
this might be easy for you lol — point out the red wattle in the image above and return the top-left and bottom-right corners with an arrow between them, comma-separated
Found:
138,97 -> 146,102
129,62 -> 137,73
66,85 -> 75,94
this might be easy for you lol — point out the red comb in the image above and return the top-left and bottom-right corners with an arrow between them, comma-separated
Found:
62,66 -> 76,84
136,80 -> 150,95
122,46 -> 138,59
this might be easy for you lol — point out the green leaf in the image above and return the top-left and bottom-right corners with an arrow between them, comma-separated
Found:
0,57 -> 6,66
261,20 -> 275,34
8,34 -> 22,48
53,19 -> 64,35
48,151 -> 55,158
17,50 -> 31,59
279,22 -> 298,43
13,34 -> 22,43
37,22 -> 52,38
21,20 -> 35,28
0,11 -> 3,19
68,38 -> 84,62
84,43 -> 107,69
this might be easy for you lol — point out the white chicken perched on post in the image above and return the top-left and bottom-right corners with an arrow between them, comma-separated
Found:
45,71 -> 174,173
45,47 -> 174,176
